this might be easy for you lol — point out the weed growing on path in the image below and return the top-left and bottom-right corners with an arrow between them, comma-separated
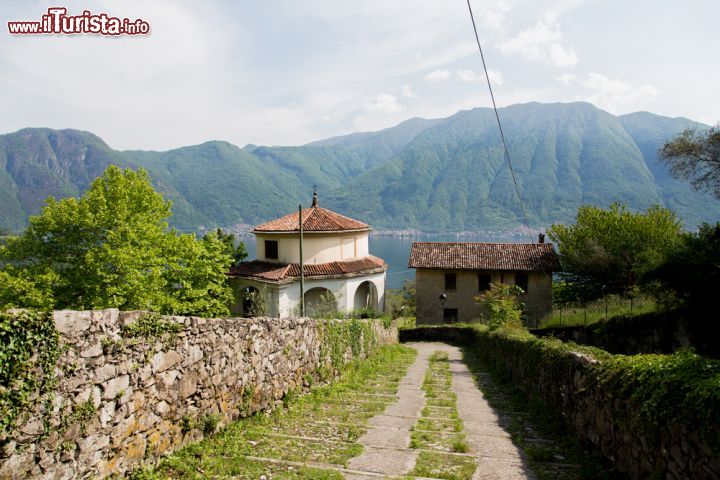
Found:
410,350 -> 476,479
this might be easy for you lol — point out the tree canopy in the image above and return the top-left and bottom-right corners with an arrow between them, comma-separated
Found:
385,279 -> 416,319
0,165 -> 234,316
648,222 -> 720,315
548,203 -> 682,303
206,228 -> 248,265
660,124 -> 720,198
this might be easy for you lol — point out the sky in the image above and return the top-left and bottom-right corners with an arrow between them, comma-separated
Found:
0,0 -> 718,151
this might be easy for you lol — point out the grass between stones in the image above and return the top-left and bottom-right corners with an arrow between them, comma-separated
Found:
135,344 -> 417,479
409,351 -> 476,480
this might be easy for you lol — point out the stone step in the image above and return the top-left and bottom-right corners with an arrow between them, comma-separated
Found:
234,454 -> 448,480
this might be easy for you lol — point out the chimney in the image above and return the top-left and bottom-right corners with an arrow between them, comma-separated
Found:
538,232 -> 545,244
312,187 -> 318,208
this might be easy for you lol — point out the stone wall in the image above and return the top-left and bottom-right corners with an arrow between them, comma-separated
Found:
0,310 -> 397,479
400,326 -> 720,480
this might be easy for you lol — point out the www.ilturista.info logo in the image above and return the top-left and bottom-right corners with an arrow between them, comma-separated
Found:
8,7 -> 150,36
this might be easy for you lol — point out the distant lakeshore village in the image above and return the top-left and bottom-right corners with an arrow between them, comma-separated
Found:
228,191 -> 560,325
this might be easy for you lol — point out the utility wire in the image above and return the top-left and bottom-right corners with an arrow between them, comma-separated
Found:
387,269 -> 414,276
465,0 -> 535,244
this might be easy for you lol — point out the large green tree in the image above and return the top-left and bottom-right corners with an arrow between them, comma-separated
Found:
205,228 -> 248,265
660,124 -> 720,198
0,166 -> 233,316
548,203 -> 682,302
648,222 -> 720,314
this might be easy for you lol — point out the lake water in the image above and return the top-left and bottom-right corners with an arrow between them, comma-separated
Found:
240,233 -> 530,289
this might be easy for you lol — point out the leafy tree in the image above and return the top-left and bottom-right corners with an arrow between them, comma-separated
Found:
548,203 -> 682,303
0,165 -> 233,316
0,268 -> 58,311
660,124 -> 720,197
474,283 -> 524,330
205,228 -> 247,265
648,222 -> 720,315
385,279 -> 416,319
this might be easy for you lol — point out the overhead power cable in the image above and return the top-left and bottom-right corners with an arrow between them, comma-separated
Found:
465,0 -> 535,244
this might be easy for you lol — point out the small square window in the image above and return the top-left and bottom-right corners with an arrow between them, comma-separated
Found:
478,274 -> 491,291
443,308 -> 459,323
445,273 -> 456,291
516,273 -> 528,293
265,240 -> 278,260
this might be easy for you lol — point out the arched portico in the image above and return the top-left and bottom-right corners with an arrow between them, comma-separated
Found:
303,287 -> 337,317
241,286 -> 260,317
353,280 -> 379,311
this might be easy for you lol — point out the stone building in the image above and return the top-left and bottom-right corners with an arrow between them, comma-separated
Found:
228,192 -> 387,317
408,239 -> 560,326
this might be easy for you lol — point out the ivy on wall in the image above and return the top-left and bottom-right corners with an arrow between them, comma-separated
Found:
0,310 -> 59,439
319,318 -> 379,372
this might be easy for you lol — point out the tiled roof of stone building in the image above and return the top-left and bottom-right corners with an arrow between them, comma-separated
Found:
408,242 -> 560,272
228,255 -> 386,283
253,192 -> 369,233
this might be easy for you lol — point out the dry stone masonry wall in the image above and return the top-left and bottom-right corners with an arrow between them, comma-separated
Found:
0,310 -> 397,479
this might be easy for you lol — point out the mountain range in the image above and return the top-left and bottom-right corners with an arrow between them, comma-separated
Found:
0,102 -> 717,233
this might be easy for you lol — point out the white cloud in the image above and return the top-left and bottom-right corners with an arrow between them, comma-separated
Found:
457,68 -> 504,85
548,44 -> 578,68
580,72 -> 659,113
424,69 -> 452,82
457,69 -> 480,82
554,73 -> 576,85
0,0 -> 715,148
474,1 -> 510,30
366,93 -> 402,113
497,13 -> 578,68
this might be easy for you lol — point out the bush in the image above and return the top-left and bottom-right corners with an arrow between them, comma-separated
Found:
385,279 -> 416,319
240,288 -> 268,318
649,222 -> 720,316
305,291 -> 339,319
474,283 -> 525,330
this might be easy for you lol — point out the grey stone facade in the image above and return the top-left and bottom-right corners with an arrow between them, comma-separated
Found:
415,269 -> 552,326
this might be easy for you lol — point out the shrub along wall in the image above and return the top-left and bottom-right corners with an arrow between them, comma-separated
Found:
0,309 -> 396,479
531,310 -> 720,359
401,326 -> 720,480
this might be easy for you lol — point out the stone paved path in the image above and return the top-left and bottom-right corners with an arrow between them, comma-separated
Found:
344,344 -> 429,477
149,342 -> 567,479
442,343 -> 537,480
345,342 -> 536,479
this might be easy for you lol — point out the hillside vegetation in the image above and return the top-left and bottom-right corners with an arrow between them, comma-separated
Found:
0,102 -> 717,232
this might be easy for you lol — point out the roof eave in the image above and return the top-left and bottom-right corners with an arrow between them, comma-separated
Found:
253,227 -> 371,234
409,265 -> 558,272
228,265 -> 387,284
298,265 -> 388,281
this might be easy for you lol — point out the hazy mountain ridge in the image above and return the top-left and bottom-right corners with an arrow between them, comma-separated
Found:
0,102 -> 716,233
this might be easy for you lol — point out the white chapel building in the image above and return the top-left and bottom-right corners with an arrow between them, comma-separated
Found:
228,192 -> 387,318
